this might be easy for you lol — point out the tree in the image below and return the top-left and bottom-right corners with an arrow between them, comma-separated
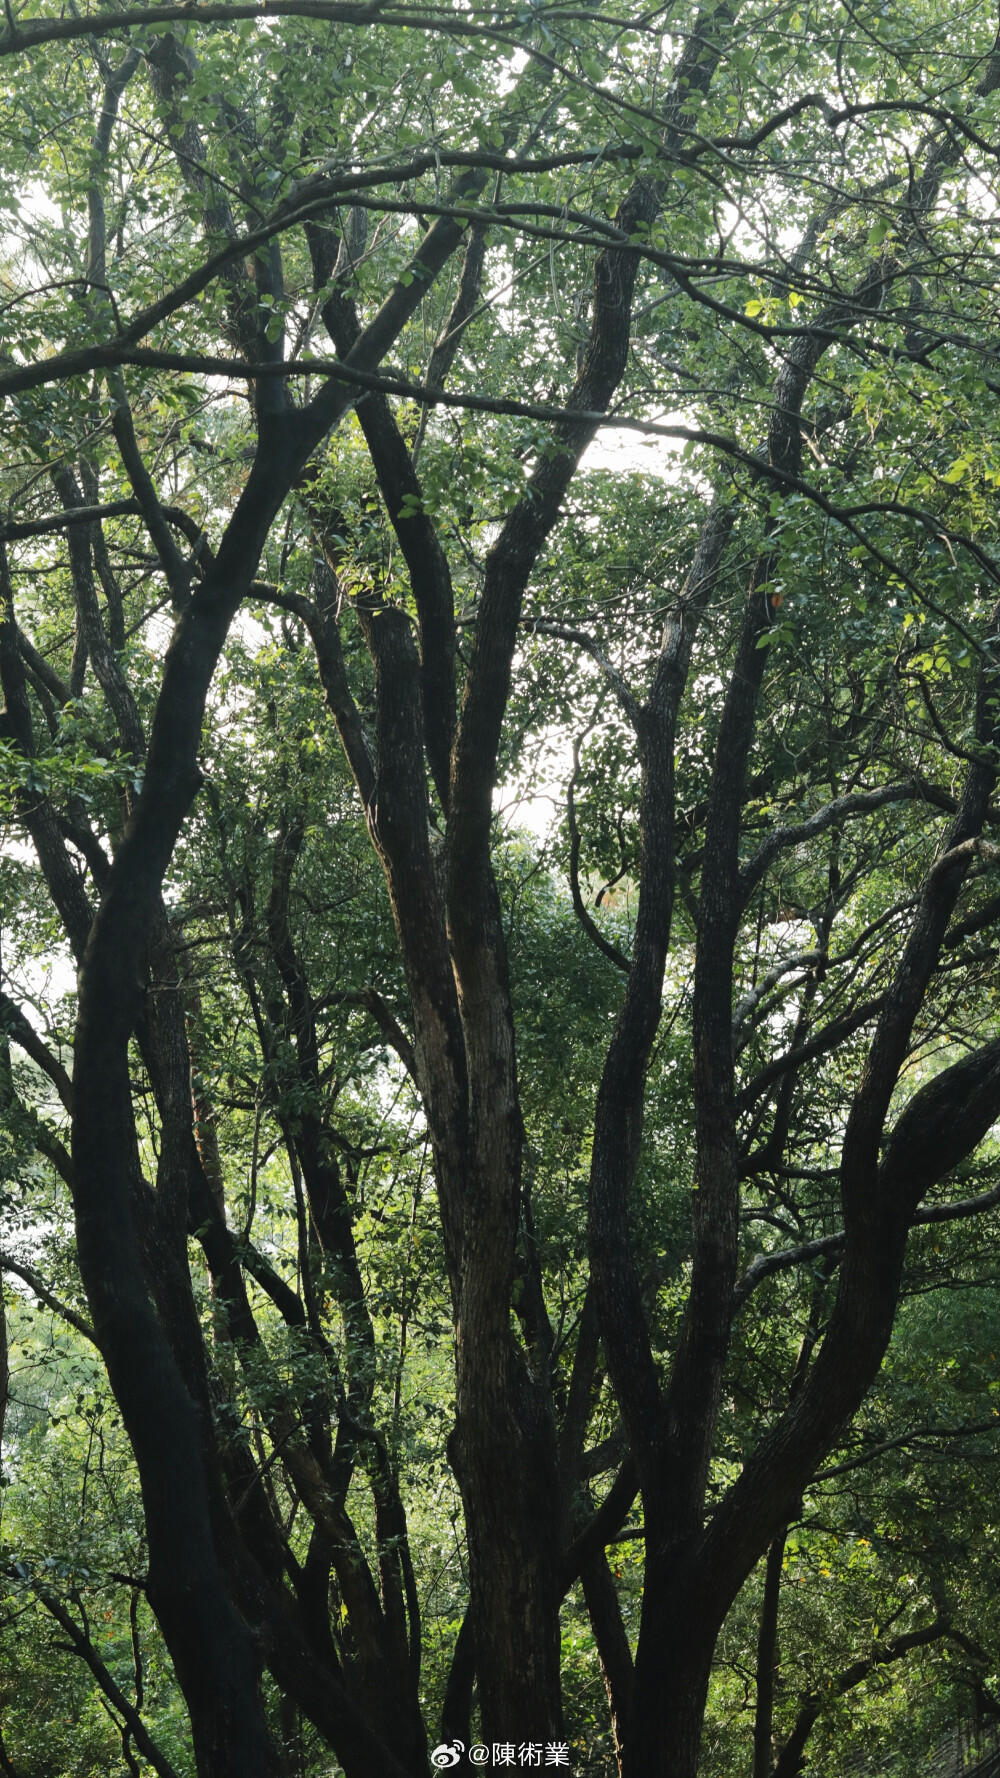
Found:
2,0 -> 1000,1773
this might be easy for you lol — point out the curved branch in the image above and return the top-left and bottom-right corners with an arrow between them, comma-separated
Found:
524,621 -> 643,731
772,1618 -> 952,1778
734,1168 -> 1000,1312
0,1254 -> 96,1344
928,836 -> 1000,886
0,992 -> 72,1108
17,1575 -> 181,1778
326,988 -> 418,1082
559,1456 -> 640,1593
736,998 -> 885,1110
567,739 -> 632,975
739,783 -> 921,901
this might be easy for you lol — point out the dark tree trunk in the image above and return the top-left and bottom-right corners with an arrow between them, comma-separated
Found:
753,1531 -> 788,1778
580,1547 -> 634,1771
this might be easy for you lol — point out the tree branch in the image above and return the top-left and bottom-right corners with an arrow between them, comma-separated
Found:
732,953 -> 823,1041
0,992 -> 72,1109
772,1618 -> 952,1778
24,1579 -> 181,1778
0,1254 -> 96,1344
567,738 -> 632,975
736,998 -> 885,1111
522,621 -> 643,731
739,783 -> 922,901
734,1171 -> 1000,1313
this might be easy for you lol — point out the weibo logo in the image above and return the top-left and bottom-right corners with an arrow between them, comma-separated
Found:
430,1744 -> 464,1770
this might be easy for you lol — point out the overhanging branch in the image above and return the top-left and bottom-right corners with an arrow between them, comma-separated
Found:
734,1175 -> 1000,1313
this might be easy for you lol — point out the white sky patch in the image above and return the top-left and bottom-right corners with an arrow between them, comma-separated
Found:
583,423 -> 685,479
14,181 -> 62,229
498,47 -> 530,95
498,415 -> 689,835
495,773 -> 565,843
1,829 -> 78,1015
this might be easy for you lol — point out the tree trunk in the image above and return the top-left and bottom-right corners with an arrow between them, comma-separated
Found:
580,1547 -> 634,1771
753,1531 -> 788,1778
624,1568 -> 713,1778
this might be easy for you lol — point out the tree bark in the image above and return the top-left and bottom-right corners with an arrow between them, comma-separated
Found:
753,1531 -> 788,1778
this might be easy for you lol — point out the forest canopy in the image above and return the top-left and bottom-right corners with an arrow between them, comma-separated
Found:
2,0 -> 1000,1774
